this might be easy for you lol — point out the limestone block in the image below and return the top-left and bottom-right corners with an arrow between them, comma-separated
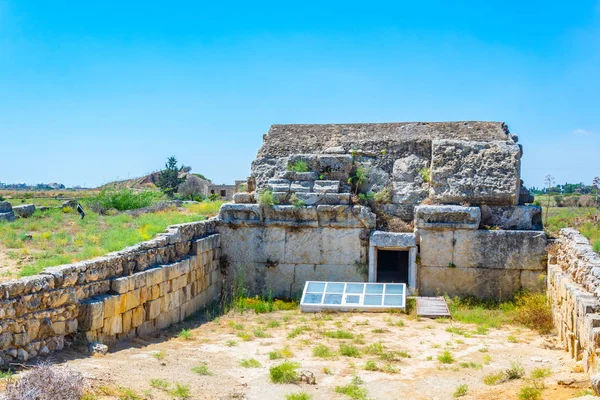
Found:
393,154 -> 430,183
104,315 -> 123,335
415,205 -> 481,230
370,231 -> 416,248
145,299 -> 161,320
419,266 -> 521,300
267,179 -> 291,192
233,192 -> 255,204
124,289 -> 141,311
131,305 -> 145,328
0,202 -> 12,213
321,228 -> 365,265
287,154 -> 353,180
217,226 -> 286,263
383,204 -> 415,221
122,310 -> 133,333
280,171 -> 319,181
313,180 -> 340,193
263,205 -> 318,228
294,192 -> 323,206
290,181 -> 312,193
218,203 -> 263,225
392,182 -> 429,204
283,228 -> 322,264
323,193 -> 351,205
13,204 -> 36,218
430,139 -> 521,205
271,192 -> 290,204
480,205 -> 542,230
0,202 -> 15,222
102,294 -> 121,319
111,276 -> 132,294
520,270 -> 546,292
79,298 -> 104,331
145,267 -> 166,287
316,205 -> 376,229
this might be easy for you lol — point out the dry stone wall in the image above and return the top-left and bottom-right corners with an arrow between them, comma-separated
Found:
548,228 -> 600,373
0,219 -> 221,364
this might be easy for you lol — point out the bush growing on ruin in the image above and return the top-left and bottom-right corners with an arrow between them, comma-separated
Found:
1,364 -> 89,400
373,186 -> 392,204
258,189 -> 277,206
287,160 -> 310,173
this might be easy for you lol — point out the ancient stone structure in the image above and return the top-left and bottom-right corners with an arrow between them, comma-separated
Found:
0,220 -> 221,364
13,204 -> 36,218
548,228 -> 600,373
0,202 -> 15,222
229,122 -> 546,299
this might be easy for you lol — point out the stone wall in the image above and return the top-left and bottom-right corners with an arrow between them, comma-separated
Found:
216,204 -> 375,298
548,228 -> 600,373
0,219 -> 221,364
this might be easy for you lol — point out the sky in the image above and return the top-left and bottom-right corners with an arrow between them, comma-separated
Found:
0,1 -> 598,188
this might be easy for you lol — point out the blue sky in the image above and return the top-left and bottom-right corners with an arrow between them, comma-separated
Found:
0,1 -> 598,188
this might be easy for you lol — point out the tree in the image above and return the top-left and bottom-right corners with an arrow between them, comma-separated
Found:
157,156 -> 185,198
544,174 -> 555,227
593,176 -> 600,221
178,175 -> 206,200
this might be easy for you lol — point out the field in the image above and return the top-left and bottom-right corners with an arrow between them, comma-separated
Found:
17,297 -> 589,400
541,202 -> 599,252
0,201 -> 224,279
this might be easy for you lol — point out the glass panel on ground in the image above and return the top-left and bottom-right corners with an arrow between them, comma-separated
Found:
300,281 -> 406,311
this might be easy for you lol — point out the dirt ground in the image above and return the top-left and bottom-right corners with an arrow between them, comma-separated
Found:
38,309 -> 593,400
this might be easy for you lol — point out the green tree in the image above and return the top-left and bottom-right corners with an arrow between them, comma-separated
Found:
157,156 -> 186,198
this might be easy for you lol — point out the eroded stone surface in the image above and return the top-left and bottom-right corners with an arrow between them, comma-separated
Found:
415,205 -> 481,230
480,205 -> 542,230
13,204 -> 36,218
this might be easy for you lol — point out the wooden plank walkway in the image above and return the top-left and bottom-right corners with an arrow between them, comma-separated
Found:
416,296 -> 451,318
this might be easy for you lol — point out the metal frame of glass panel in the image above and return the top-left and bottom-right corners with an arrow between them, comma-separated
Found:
300,281 -> 406,312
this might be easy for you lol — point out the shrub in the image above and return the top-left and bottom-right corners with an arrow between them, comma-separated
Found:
169,382 -> 191,399
453,384 -> 468,398
530,367 -> 551,379
339,343 -> 361,358
483,371 -> 505,385
373,186 -> 392,204
518,385 -> 542,400
270,361 -> 300,384
87,188 -> 161,213
240,358 -> 261,368
191,364 -> 212,375
514,292 -> 553,334
505,362 -> 525,380
324,330 -> 354,339
285,392 -> 313,400
312,344 -> 335,358
288,160 -> 310,173
178,328 -> 193,340
417,167 -> 430,183
437,350 -> 454,364
364,360 -> 378,371
2,364 -> 88,400
335,376 -> 368,400
257,190 -> 277,207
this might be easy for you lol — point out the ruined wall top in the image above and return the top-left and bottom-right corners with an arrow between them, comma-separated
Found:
257,122 -> 514,157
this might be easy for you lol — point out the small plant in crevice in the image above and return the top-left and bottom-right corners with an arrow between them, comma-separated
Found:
257,189 -> 278,207
288,160 -> 310,173
417,167 -> 431,183
290,194 -> 306,208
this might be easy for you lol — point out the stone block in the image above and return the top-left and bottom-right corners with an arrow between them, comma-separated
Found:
122,310 -> 132,333
290,181 -> 312,193
316,205 -> 376,229
131,305 -> 145,328
145,299 -> 161,320
280,171 -> 319,181
284,229 -> 323,264
125,289 -> 141,311
313,180 -> 340,193
79,298 -> 105,331
419,266 -> 521,300
111,276 -> 132,294
104,315 -> 123,335
321,228 -> 365,265
480,205 -> 543,230
233,192 -> 255,204
267,179 -> 290,192
415,205 -> 481,230
323,193 -> 351,205
520,270 -> 546,292
13,204 -> 36,218
218,204 -> 262,225
294,192 -> 323,206
370,231 -> 416,248
430,139 -> 521,205
102,294 -> 121,319
263,205 -> 318,227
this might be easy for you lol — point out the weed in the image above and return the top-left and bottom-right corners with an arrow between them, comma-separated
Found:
364,342 -> 385,355
483,371 -> 506,385
191,364 -> 212,376
288,326 -> 310,339
505,362 -> 525,380
475,326 -> 489,335
225,340 -> 237,347
514,292 -> 554,334
459,362 -> 482,369
483,355 -> 492,365
371,328 -> 387,333
290,194 -> 306,208
270,361 -> 300,384
312,344 -> 335,358
285,393 -> 313,400
236,332 -> 253,341
508,335 -> 518,343
150,378 -> 170,390
240,358 -> 262,368
339,343 -> 361,358
152,350 -> 167,360
382,364 -> 400,374
288,160 -> 310,173
267,320 -> 281,328
169,382 -> 191,399
530,367 -> 551,379
437,350 -> 455,364
178,329 -> 193,340
417,167 -> 430,183
257,190 -> 278,207
335,376 -> 369,400
453,384 -> 468,398
270,346 -> 294,360
253,328 -> 272,338
518,385 -> 542,400
364,360 -> 378,371
324,329 -> 354,339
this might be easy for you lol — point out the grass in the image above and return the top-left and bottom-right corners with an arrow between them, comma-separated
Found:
312,344 -> 335,358
152,350 -> 167,360
0,201 -> 223,277
339,343 -> 361,358
287,160 -> 310,173
150,378 -> 170,390
518,384 -> 542,400
240,358 -> 261,368
453,384 -> 468,398
530,367 -> 551,379
543,204 -> 599,251
191,364 -> 212,375
285,393 -> 313,400
169,382 -> 191,399
335,376 -> 369,400
483,371 -> 506,385
270,361 -> 300,384
324,329 -> 354,339
505,362 -> 525,380
437,350 -> 455,364
269,346 -> 294,360
178,329 -> 193,340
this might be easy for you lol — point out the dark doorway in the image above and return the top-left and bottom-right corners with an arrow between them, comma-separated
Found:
377,250 -> 409,283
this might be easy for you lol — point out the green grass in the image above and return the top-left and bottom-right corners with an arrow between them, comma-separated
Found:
530,367 -> 551,379
518,385 -> 542,400
152,350 -> 166,360
483,371 -> 506,385
240,358 -> 261,368
150,378 -> 170,390
287,160 -> 310,173
168,383 -> 191,399
178,329 -> 193,340
191,364 -> 212,375
312,344 -> 335,358
270,361 -> 300,384
324,330 -> 354,339
437,350 -> 454,364
453,384 -> 468,398
285,393 -> 313,400
0,201 -> 223,277
335,376 -> 369,400
339,343 -> 361,358
505,362 -> 525,380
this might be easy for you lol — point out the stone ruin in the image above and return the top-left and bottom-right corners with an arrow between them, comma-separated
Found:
224,121 -> 547,299
0,121 -> 549,366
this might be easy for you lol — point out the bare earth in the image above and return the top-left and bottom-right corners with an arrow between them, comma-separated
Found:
48,310 -> 590,400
